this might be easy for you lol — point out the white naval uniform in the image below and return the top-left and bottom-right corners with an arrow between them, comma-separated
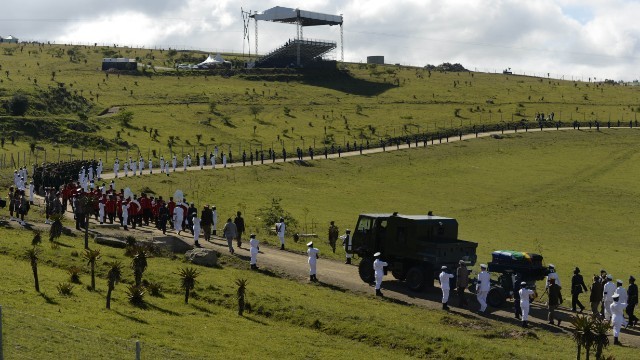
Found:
29,183 -> 34,203
340,233 -> 352,260
439,271 -> 454,304
114,162 -> 119,178
477,270 -> 491,312
210,155 -> 215,168
223,154 -> 227,168
212,210 -> 218,233
199,156 -> 204,169
519,288 -> 535,321
546,271 -> 561,288
603,281 -> 616,320
614,286 -> 628,304
250,238 -> 259,266
148,159 -> 153,174
373,258 -> 388,290
183,157 -> 188,171
121,203 -> 129,227
99,201 -> 105,223
173,204 -> 184,232
307,247 -> 319,275
611,301 -> 628,338
192,217 -> 201,242
276,221 -> 286,246
124,163 -> 129,177
172,156 -> 177,172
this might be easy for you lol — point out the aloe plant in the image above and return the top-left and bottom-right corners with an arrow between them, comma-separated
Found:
83,248 -> 101,290
236,278 -> 248,316
105,261 -> 123,309
178,267 -> 200,304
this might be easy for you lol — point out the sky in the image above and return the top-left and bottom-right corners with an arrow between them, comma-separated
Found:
1,0 -> 640,80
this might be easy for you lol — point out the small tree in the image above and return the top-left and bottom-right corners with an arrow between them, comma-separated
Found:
9,93 -> 29,116
249,105 -> 263,120
26,248 -> 40,292
106,261 -> 123,309
49,214 -> 63,249
236,278 -> 247,316
179,267 -> 200,304
31,230 -> 42,247
256,197 -> 299,232
83,248 -> 101,291
132,249 -> 148,286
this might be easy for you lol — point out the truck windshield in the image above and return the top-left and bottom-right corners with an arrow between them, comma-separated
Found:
356,217 -> 373,233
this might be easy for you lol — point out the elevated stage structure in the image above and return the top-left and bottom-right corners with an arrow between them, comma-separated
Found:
248,6 -> 343,68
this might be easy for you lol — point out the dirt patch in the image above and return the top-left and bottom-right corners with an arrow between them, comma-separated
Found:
98,107 -> 121,116
481,330 -> 539,340
440,315 -> 491,331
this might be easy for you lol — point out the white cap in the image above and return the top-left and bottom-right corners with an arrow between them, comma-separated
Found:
480,264 -> 487,269
373,252 -> 381,257
548,264 -> 555,268
613,294 -> 620,299
306,241 -> 313,247
441,266 -> 447,270
607,274 -> 613,280
617,279 -> 623,284
521,281 -> 527,285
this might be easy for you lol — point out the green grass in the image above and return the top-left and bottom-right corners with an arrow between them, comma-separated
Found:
2,42 -> 640,182
113,129 -> 640,284
1,223 -> 615,359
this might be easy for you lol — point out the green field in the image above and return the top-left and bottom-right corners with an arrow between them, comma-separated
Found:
2,42 -> 640,185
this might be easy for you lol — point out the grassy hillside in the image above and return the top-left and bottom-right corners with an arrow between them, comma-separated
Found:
113,129 -> 640,286
1,42 -> 640,180
2,224 -> 621,360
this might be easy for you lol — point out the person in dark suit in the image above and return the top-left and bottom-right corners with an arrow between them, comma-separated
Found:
590,274 -> 603,318
571,267 -> 588,312
628,276 -> 638,327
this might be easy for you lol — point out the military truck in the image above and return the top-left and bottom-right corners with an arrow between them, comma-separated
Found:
349,213 -> 478,291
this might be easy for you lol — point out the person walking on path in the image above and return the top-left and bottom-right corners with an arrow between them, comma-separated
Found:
571,267 -> 588,313
192,215 -> 201,247
590,274 -> 604,318
603,275 -> 616,321
548,278 -> 563,326
373,252 -> 388,297
234,211 -> 245,248
307,241 -> 319,282
627,276 -> 638,327
223,218 -> 237,254
200,205 -> 213,242
519,282 -> 536,328
611,294 -> 627,345
456,260 -> 469,308
439,266 -> 454,310
476,264 -> 491,313
249,234 -> 259,270
212,205 -> 218,236
340,229 -> 353,264
276,217 -> 286,250
328,221 -> 339,254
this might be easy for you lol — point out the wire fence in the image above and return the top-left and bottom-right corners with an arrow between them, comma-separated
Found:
0,305 -> 199,359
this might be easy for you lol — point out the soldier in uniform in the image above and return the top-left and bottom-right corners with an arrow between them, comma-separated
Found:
590,275 -> 603,318
571,267 -> 588,312
627,276 -> 638,327
341,229 -> 353,264
439,265 -> 454,310
603,274 -> 616,321
548,278 -> 563,326
476,264 -> 491,313
519,282 -> 536,328
328,221 -> 339,254
307,241 -> 319,282
456,260 -> 469,308
611,294 -> 627,345
373,252 -> 388,297
276,217 -> 286,250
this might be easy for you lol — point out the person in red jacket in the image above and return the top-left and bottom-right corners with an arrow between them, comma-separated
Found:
129,195 -> 141,229
167,197 -> 176,229
106,195 -> 116,224
140,193 -> 152,226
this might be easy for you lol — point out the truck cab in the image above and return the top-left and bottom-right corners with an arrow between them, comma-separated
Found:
350,213 -> 478,291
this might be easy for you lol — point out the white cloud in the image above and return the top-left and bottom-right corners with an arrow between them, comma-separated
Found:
3,0 -> 640,80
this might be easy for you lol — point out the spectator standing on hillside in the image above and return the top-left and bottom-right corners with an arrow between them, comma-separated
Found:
276,217 -> 286,250
328,221 -> 339,254
223,218 -> 237,254
571,267 -> 588,312
439,266 -> 454,310
590,275 -> 603,317
307,241 -> 319,282
476,264 -> 491,313
234,211 -> 245,248
456,260 -> 469,308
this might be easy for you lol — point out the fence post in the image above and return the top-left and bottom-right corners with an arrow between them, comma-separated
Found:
0,304 -> 3,360
135,340 -> 141,360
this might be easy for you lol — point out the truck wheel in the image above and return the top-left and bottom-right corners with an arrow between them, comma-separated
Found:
487,287 -> 506,308
406,266 -> 425,292
392,270 -> 406,281
358,257 -> 374,284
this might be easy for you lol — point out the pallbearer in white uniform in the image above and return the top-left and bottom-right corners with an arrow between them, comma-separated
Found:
307,242 -> 319,282
373,252 -> 388,297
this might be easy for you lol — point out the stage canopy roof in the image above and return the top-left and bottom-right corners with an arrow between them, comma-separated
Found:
251,6 -> 343,26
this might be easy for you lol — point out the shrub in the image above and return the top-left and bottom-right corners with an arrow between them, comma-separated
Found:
9,93 -> 29,116
126,285 -> 146,307
67,266 -> 82,284
57,282 -> 74,296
